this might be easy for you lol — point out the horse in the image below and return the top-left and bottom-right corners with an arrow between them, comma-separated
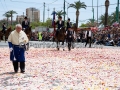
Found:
0,27 -> 12,42
53,27 -> 66,51
24,26 -> 32,40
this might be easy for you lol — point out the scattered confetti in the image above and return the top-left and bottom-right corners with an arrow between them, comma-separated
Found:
0,47 -> 120,90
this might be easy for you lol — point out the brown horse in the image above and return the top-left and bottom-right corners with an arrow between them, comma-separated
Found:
53,27 -> 66,50
24,26 -> 32,40
0,27 -> 12,42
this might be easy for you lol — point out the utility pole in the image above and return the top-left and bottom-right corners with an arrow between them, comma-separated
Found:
11,10 -> 13,25
117,0 -> 119,23
97,0 -> 99,27
64,0 -> 65,25
23,12 -> 24,18
32,8 -> 33,22
92,0 -> 94,25
116,6 -> 118,22
47,6 -> 50,18
67,3 -> 69,19
23,12 -> 24,23
43,2 -> 45,23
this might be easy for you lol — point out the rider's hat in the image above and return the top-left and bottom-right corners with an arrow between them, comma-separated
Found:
24,16 -> 28,19
58,16 -> 62,19
68,18 -> 70,21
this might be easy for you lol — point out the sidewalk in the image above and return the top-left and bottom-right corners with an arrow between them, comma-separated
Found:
0,41 -> 120,49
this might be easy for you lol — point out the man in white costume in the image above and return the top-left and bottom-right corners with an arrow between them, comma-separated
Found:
8,24 -> 29,73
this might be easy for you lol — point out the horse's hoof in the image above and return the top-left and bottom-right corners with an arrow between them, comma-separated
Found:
57,48 -> 59,50
68,47 -> 71,51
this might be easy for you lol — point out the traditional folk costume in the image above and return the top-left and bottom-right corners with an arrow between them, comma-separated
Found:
85,30 -> 92,48
66,29 -> 75,51
8,30 -> 29,73
22,17 -> 30,30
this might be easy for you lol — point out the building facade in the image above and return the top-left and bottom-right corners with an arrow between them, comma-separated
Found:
16,15 -> 24,24
26,7 -> 40,22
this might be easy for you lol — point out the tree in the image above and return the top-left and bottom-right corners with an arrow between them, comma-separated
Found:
56,10 -> 65,18
68,0 -> 87,28
99,14 -> 112,26
80,23 -> 87,27
46,18 -> 52,28
3,12 -> 11,27
86,18 -> 97,27
30,18 -> 53,29
6,10 -> 17,25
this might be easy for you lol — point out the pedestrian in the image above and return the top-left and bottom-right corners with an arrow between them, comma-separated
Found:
85,28 -> 92,48
66,28 -> 75,51
38,32 -> 42,41
8,24 -> 29,73
66,18 -> 72,31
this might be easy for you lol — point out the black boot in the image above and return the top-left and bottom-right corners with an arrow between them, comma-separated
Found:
12,61 -> 18,73
20,62 -> 25,73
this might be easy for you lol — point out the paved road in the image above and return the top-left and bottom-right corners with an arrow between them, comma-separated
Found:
0,41 -> 120,49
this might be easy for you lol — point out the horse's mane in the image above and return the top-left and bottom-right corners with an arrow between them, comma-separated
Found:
24,26 -> 31,33
24,26 -> 32,40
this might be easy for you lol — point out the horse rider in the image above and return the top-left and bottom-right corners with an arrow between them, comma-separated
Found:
66,18 -> 72,42
2,23 -> 6,34
55,16 -> 64,37
66,18 -> 72,31
22,16 -> 30,30
66,20 -> 75,51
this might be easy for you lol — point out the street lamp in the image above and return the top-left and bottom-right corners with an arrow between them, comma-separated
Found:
104,0 -> 109,26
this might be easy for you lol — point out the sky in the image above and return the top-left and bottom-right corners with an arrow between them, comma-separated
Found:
0,0 -> 118,26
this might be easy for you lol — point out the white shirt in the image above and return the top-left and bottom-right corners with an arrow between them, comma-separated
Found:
25,20 -> 28,25
59,20 -> 61,24
8,30 -> 29,45
85,30 -> 92,38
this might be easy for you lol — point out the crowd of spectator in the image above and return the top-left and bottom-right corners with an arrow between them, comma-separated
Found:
77,26 -> 120,46
30,26 -> 120,47
31,31 -> 53,41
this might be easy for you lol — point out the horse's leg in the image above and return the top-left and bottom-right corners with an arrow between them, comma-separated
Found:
57,41 -> 59,50
68,42 -> 71,51
5,36 -> 6,43
62,41 -> 65,51
72,39 -> 74,49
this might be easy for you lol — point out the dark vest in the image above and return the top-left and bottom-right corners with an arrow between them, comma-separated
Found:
22,21 -> 30,29
87,31 -> 89,37
67,30 -> 74,38
2,25 -> 6,30
56,20 -> 64,29
66,22 -> 72,30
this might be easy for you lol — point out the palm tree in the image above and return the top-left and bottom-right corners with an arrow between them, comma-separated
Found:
99,14 -> 112,26
6,10 -> 17,25
3,12 -> 11,27
86,18 -> 98,27
56,10 -> 65,18
68,0 -> 87,28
